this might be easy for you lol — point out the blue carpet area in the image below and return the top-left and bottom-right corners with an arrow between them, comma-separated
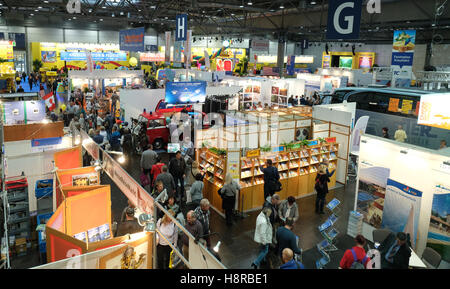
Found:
16,77 -> 47,93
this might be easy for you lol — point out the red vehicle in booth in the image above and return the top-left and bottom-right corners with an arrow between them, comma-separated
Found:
136,100 -> 210,151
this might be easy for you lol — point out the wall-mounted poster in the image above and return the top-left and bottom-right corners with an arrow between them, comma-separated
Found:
356,161 -> 391,229
72,173 -> 99,187
165,81 -> 207,104
427,183 -> 450,265
41,51 -> 57,63
418,93 -> 450,130
381,179 -> 422,249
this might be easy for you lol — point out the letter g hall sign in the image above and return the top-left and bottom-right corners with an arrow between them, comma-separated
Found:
326,0 -> 367,40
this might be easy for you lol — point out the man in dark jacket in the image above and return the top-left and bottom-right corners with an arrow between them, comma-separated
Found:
379,231 -> 411,269
181,210 -> 203,260
169,151 -> 186,201
115,207 -> 142,236
263,194 -> 281,244
155,165 -> 176,196
276,218 -> 302,257
262,159 -> 280,200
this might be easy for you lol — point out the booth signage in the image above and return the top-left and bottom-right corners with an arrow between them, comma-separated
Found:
60,51 -> 127,62
80,130 -> 99,161
418,93 -> 450,130
46,71 -> 57,76
165,81 -> 206,104
326,0 -> 363,40
391,30 -> 416,87
140,52 -> 165,62
119,27 -> 145,52
272,146 -> 284,152
175,14 -> 188,41
31,137 -> 62,152
246,149 -> 260,158
252,39 -> 270,52
326,137 -> 337,143
165,31 -> 171,62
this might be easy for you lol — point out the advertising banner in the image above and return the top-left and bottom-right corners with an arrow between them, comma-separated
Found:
41,51 -> 57,63
381,179 -> 423,249
86,51 -> 93,73
174,41 -> 182,63
60,51 -> 127,62
356,160 -> 391,229
427,183 -> 450,265
286,55 -> 296,76
392,30 -> 416,87
140,52 -> 165,62
350,115 -> 369,154
204,50 -> 210,70
252,39 -> 270,52
418,93 -> 450,130
326,0 -> 363,40
185,30 -> 192,68
165,31 -> 171,62
165,81 -> 206,104
119,27 -> 145,52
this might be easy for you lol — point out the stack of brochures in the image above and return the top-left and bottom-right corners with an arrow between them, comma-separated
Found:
347,210 -> 363,238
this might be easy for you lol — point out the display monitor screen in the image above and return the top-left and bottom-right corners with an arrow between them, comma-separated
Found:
167,143 -> 181,153
165,81 -> 207,104
339,57 -> 353,68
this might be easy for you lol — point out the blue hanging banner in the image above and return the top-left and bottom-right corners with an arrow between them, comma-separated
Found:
175,14 -> 188,41
326,0 -> 362,40
119,27 -> 145,52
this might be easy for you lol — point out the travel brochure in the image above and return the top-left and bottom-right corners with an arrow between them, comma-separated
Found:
72,173 -> 99,187
73,223 -> 111,243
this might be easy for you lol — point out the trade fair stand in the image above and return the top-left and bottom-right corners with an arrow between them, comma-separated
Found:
35,129 -> 225,269
416,71 -> 450,91
67,70 -> 144,100
194,108 -> 343,215
352,134 -> 450,268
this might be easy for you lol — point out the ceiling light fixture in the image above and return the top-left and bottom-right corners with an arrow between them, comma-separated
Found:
248,1 -> 253,5
280,5 -> 284,9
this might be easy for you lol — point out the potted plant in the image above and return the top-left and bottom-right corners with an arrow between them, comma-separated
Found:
33,59 -> 43,73
318,137 -> 326,144
260,145 -> 271,153
300,139 -> 309,148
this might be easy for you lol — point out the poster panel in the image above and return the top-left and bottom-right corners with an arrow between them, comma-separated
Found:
418,93 -> 450,130
356,161 -> 391,229
165,81 -> 206,104
426,183 -> 450,264
381,179 -> 422,249
41,51 -> 57,63
119,27 -> 145,52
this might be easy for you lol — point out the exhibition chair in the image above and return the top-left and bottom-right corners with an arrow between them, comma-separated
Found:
372,228 -> 392,244
421,247 -> 442,269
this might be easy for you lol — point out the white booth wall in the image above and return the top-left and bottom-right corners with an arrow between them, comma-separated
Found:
120,89 -> 165,125
356,134 -> 450,261
4,137 -> 73,212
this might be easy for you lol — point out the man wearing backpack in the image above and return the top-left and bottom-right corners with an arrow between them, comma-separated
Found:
339,234 -> 370,269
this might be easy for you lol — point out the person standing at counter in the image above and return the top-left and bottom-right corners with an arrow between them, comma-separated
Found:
262,159 -> 280,200
394,125 -> 407,143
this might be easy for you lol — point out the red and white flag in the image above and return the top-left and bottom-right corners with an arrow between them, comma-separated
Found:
42,92 -> 56,111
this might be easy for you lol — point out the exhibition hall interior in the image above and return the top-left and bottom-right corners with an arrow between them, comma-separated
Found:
0,0 -> 450,271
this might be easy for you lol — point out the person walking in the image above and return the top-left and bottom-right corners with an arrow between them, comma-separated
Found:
28,73 -> 33,91
276,218 -> 302,257
251,207 -> 273,269
189,173 -> 204,209
169,151 -> 186,202
394,125 -> 407,143
339,234 -> 370,269
262,159 -> 280,200
109,126 -> 121,152
194,199 -> 211,248
156,210 -> 178,269
263,194 -> 281,242
220,173 -> 240,226
121,128 -> 133,158
315,164 -> 335,214
155,165 -> 176,197
140,144 -> 158,185
151,156 -> 165,188
278,196 -> 299,224
181,210 -> 203,260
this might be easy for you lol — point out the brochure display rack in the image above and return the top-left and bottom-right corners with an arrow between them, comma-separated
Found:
198,148 -> 227,212
316,198 -> 341,268
347,210 -> 363,238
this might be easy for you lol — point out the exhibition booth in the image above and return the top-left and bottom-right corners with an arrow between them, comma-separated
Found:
322,51 -> 376,71
193,106 -> 349,214
354,135 -> 450,268
31,42 -> 130,71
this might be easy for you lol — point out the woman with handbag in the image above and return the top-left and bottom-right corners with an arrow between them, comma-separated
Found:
220,173 -> 240,226
315,164 -> 335,214
156,210 -> 177,269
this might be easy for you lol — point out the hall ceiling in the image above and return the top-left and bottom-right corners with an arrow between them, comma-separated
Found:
0,0 -> 449,43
